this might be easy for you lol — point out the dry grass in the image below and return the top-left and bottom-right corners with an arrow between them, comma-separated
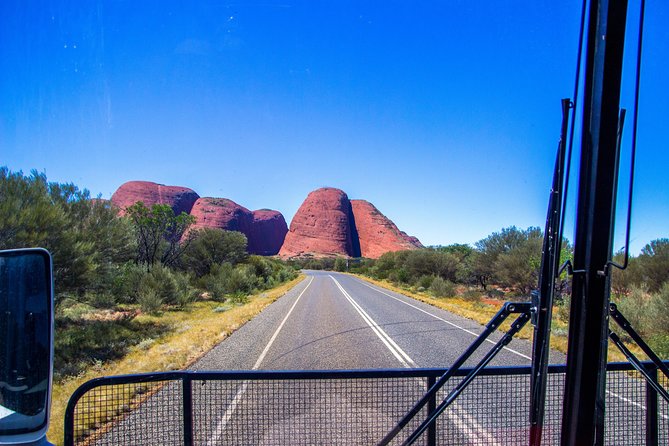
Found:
47,275 -> 305,445
354,275 -> 636,363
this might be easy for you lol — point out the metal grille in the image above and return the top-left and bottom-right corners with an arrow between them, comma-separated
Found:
193,378 -> 428,446
68,380 -> 184,446
605,370 -> 647,446
64,363 -> 668,446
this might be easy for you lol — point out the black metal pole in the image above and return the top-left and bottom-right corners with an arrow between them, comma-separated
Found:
529,98 -> 571,446
645,367 -> 658,446
426,376 -> 436,446
182,376 -> 194,446
560,0 -> 628,445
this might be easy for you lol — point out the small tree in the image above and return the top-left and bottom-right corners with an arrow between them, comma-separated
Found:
181,228 -> 248,277
334,258 -> 347,272
126,202 -> 196,269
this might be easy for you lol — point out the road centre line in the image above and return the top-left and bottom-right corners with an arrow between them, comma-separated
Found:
359,278 -> 662,417
330,275 -> 416,368
330,274 -> 500,444
358,279 -> 531,360
206,276 -> 314,446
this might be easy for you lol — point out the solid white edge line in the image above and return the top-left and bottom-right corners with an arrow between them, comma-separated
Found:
206,276 -> 314,446
358,279 -> 532,360
330,275 -> 415,367
358,277 -> 662,417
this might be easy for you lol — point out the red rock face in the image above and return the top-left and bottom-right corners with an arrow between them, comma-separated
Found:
350,200 -> 424,259
279,188 -> 360,258
248,210 -> 289,256
190,198 -> 287,255
190,198 -> 252,233
111,181 -> 199,216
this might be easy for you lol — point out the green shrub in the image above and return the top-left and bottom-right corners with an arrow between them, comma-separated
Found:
556,296 -> 571,323
88,292 -> 117,309
417,275 -> 435,289
137,288 -> 162,315
229,264 -> 259,294
462,288 -> 482,301
141,264 -> 179,305
200,263 -> 234,301
647,282 -> 669,336
390,268 -> 411,284
486,289 -> 506,299
430,277 -> 455,297
615,286 -> 651,338
110,262 -> 147,304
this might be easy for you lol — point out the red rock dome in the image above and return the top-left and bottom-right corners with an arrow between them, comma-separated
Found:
350,199 -> 424,259
110,181 -> 199,216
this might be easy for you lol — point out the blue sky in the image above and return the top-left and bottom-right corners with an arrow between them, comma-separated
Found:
1,1 -> 667,253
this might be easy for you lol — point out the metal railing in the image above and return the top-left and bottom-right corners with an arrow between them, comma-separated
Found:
64,361 -> 668,446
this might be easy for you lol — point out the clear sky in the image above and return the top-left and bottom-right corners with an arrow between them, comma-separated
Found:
1,1 -> 667,253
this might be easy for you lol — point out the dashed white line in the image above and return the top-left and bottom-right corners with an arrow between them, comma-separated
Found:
330,274 -> 499,444
206,276 -> 314,446
358,279 -> 531,360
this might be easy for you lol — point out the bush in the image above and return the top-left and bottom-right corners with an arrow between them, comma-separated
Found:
417,275 -> 435,289
390,268 -> 411,284
334,258 -> 347,272
462,288 -> 482,301
486,289 -> 506,300
430,277 -> 455,298
181,228 -> 248,277
137,288 -> 163,315
615,286 -> 650,337
647,282 -> 669,336
140,265 -> 179,305
556,296 -> 571,323
110,262 -> 148,304
200,263 -> 234,301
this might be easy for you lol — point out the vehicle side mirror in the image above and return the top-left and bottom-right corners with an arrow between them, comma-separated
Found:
0,249 -> 53,446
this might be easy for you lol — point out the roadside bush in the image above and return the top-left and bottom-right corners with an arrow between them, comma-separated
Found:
390,268 -> 411,284
110,262 -> 147,304
486,289 -> 506,300
417,275 -> 435,290
227,264 -> 259,294
334,258 -> 347,272
648,282 -> 669,335
556,296 -> 570,323
200,263 -> 234,301
181,228 -> 248,277
137,288 -> 163,315
615,286 -> 650,337
140,265 -> 179,305
430,277 -> 455,297
462,288 -> 482,301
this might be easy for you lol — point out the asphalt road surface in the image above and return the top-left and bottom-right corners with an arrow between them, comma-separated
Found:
80,271 -> 660,445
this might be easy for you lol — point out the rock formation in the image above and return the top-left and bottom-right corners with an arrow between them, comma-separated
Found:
189,198 -> 287,255
249,210 -> 289,256
279,188 -> 422,259
279,188 -> 360,258
110,181 -> 199,216
350,199 -> 424,259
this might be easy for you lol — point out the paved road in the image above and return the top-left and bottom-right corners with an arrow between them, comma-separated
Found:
79,271 -> 658,445
194,271 -> 556,372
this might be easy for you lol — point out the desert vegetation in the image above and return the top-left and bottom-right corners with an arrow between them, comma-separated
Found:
0,167 -> 298,380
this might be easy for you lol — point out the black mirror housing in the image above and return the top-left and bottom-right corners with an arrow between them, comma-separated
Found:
0,249 -> 54,445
